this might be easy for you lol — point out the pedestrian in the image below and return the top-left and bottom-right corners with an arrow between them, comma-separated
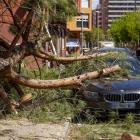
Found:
136,45 -> 140,57
83,49 -> 85,55
48,46 -> 54,69
66,51 -> 69,57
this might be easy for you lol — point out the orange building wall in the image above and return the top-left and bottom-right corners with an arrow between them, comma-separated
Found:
67,0 -> 92,32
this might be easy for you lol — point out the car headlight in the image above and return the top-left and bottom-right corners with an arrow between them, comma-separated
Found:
84,91 -> 99,98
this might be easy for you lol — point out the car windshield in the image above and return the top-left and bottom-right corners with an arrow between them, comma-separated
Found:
106,58 -> 140,77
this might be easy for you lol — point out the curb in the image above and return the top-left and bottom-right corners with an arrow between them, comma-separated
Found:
61,117 -> 71,140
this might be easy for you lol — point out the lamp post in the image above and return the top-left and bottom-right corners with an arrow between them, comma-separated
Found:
96,5 -> 112,49
96,11 -> 99,48
80,11 -> 85,55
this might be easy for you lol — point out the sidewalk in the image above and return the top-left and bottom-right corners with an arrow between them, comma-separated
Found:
0,118 -> 71,140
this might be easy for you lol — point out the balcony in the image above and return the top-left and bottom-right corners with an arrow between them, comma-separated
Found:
108,10 -> 133,12
108,20 -> 112,22
109,1 -> 140,3
110,5 -> 136,8
108,15 -> 122,17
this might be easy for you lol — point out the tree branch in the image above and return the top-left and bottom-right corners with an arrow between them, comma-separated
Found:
34,51 -> 118,62
34,56 -> 41,79
23,14 -> 33,42
0,82 -> 18,114
39,8 -> 45,37
4,0 -> 36,59
2,0 -> 20,29
0,38 -> 10,49
9,81 -> 24,97
5,65 -> 121,89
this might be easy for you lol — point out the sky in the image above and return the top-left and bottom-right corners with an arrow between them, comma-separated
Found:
92,0 -> 99,8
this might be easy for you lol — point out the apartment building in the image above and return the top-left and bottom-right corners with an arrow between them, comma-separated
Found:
96,0 -> 139,39
92,8 -> 97,27
67,0 -> 92,54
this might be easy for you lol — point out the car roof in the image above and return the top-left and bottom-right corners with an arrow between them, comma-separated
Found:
107,57 -> 137,62
120,57 -> 137,61
96,47 -> 130,52
95,47 -> 131,56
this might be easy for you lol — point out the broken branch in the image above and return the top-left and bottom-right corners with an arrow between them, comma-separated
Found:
5,65 -> 121,89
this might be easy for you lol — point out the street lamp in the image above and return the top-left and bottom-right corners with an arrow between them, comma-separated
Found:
80,11 -> 85,55
96,5 -> 112,48
96,11 -> 99,49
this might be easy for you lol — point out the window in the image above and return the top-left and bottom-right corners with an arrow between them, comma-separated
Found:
77,15 -> 89,28
81,0 -> 89,8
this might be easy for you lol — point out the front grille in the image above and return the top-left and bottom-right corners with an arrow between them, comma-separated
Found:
124,94 -> 140,102
104,94 -> 121,102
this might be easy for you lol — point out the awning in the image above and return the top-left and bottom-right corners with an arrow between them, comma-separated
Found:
66,41 -> 79,47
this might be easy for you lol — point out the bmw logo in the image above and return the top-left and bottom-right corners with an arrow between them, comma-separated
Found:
120,90 -> 124,92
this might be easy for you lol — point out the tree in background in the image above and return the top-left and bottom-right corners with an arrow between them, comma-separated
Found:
108,11 -> 140,44
84,27 -> 104,49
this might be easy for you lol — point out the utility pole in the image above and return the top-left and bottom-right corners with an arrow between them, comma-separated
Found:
135,0 -> 136,12
80,11 -> 85,55
96,11 -> 99,48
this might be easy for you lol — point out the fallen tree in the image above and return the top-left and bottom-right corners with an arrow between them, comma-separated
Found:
0,0 -> 121,114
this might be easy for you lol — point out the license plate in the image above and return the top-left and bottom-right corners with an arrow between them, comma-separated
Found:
110,103 -> 135,109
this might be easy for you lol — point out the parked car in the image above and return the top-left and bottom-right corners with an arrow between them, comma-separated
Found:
79,57 -> 140,117
94,47 -> 132,56
81,48 -> 90,53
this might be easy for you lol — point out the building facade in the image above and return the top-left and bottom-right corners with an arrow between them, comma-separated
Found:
67,0 -> 92,54
98,0 -> 138,39
92,8 -> 97,27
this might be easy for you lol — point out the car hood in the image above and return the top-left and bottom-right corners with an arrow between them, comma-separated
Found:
87,78 -> 140,91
